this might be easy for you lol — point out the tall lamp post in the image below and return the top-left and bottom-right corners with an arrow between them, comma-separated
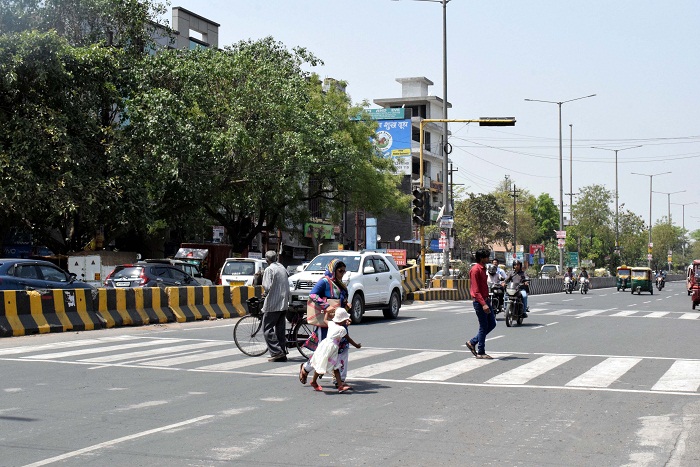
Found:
632,171 -> 671,267
392,0 -> 451,275
525,94 -> 596,273
591,145 -> 642,253
671,201 -> 697,259
652,190 -> 686,224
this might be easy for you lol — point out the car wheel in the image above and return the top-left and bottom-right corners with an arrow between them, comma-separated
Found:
382,290 -> 401,319
350,293 -> 364,324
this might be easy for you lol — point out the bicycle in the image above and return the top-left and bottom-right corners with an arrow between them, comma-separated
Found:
233,297 -> 315,358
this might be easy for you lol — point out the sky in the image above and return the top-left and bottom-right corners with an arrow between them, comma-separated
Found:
169,0 -> 700,233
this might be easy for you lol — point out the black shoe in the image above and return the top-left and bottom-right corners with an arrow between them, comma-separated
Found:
268,354 -> 288,362
521,311 -> 528,318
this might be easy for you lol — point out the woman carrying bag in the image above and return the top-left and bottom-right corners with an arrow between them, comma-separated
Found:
299,259 -> 351,387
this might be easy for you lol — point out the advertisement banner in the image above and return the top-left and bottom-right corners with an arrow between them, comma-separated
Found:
373,119 -> 412,175
387,249 -> 407,266
304,223 -> 334,240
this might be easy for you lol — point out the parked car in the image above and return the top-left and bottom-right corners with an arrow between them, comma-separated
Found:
142,259 -> 213,286
103,263 -> 199,288
288,250 -> 403,324
217,258 -> 267,286
0,258 -> 94,291
539,264 -> 560,278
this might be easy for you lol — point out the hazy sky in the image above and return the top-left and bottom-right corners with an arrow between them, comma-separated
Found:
170,0 -> 700,232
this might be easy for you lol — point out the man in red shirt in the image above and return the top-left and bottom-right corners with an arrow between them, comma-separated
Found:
466,249 -> 496,359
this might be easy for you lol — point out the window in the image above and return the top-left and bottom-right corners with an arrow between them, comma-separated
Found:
153,266 -> 171,279
38,265 -> 67,282
222,261 -> 256,275
169,268 -> 188,283
16,265 -> 39,279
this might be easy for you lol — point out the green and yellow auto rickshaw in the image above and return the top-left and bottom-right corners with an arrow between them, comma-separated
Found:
616,265 -> 631,291
630,266 -> 653,295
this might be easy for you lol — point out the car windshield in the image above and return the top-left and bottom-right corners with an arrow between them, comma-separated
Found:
112,267 -> 143,279
222,261 -> 256,275
305,255 -> 361,273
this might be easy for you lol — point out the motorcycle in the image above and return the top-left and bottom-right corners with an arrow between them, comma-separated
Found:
564,276 -> 574,294
489,282 -> 505,315
656,276 -> 665,291
579,277 -> 589,294
504,284 -> 525,327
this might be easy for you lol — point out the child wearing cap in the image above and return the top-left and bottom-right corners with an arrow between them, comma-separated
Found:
309,308 -> 361,393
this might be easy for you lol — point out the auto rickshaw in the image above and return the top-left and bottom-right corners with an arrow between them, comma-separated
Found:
616,265 -> 631,291
630,267 -> 653,295
690,260 -> 700,309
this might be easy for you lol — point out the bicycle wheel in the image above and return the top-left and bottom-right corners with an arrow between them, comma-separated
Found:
293,319 -> 315,359
233,315 -> 267,357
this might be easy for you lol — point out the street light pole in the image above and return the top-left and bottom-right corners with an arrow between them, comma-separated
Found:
591,145 -> 642,253
525,94 -> 596,273
440,0 -> 450,276
652,190 -> 686,224
632,171 -> 671,268
671,201 -> 697,259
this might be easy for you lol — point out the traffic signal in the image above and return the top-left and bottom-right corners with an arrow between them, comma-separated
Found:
412,188 -> 431,226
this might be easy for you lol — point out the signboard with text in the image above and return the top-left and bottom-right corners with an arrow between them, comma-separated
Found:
373,119 -> 412,175
387,249 -> 407,266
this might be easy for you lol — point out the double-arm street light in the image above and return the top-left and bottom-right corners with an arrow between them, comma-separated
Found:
671,201 -> 697,258
652,190 -> 686,224
632,171 -> 671,267
525,94 -> 596,273
591,145 -> 642,253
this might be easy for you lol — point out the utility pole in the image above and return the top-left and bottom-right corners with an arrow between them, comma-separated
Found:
510,184 -> 521,264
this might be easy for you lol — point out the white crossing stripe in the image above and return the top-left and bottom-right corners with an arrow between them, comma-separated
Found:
486,355 -> 575,385
652,361 -> 700,392
263,348 -> 396,375
542,309 -> 576,315
195,357 -> 270,371
679,313 -> 700,320
610,310 -> 637,317
79,341 -> 228,363
644,312 -> 669,318
0,336 -> 135,356
565,357 -> 641,388
139,348 -> 241,367
22,339 -> 183,360
407,353 -> 509,381
349,351 -> 449,378
574,309 -> 610,318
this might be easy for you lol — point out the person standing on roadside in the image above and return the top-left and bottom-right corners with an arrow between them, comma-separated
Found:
261,250 -> 291,362
466,249 -> 496,359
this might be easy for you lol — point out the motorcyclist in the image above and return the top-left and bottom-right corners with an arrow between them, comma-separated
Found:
656,270 -> 666,287
505,260 -> 530,318
578,267 -> 590,290
563,267 -> 575,291
487,260 -> 507,313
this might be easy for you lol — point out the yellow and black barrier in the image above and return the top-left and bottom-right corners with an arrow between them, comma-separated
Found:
0,289 -> 101,337
407,288 -> 464,301
166,285 -> 244,322
95,287 -> 173,328
401,265 -> 423,296
231,285 -> 263,317
429,279 -> 470,299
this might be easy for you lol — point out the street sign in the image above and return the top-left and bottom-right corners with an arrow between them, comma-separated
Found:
555,230 -> 567,239
568,252 -> 579,266
647,253 -> 653,261
667,255 -> 672,263
439,215 -> 454,228
648,242 -> 654,248
557,239 -> 566,248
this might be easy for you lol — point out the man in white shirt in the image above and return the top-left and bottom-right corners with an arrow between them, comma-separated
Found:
261,250 -> 291,362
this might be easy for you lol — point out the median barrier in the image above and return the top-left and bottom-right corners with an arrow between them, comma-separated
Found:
429,279 -> 470,299
167,285 -> 257,322
408,288 -> 464,301
231,285 -> 263,317
0,289 -> 101,337
95,287 -> 173,328
401,265 -> 423,296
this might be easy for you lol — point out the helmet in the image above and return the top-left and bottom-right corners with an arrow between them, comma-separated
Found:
487,264 -> 497,275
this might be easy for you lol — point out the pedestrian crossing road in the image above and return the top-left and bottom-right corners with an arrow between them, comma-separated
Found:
2,334 -> 699,396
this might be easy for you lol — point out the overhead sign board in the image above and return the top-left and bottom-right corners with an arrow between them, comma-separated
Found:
439,215 -> 454,228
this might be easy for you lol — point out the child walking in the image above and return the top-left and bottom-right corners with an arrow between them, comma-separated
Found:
309,309 -> 361,393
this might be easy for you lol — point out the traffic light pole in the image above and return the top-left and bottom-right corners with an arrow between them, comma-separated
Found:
417,118 -> 515,283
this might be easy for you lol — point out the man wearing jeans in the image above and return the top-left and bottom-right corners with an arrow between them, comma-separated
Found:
261,250 -> 291,362
466,249 -> 496,359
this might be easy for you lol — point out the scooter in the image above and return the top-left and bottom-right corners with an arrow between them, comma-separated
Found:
579,277 -> 589,294
504,284 -> 525,327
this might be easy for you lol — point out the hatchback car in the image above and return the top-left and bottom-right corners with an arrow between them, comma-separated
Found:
217,258 -> 267,286
0,258 -> 94,291
103,263 -> 199,288
142,259 -> 213,286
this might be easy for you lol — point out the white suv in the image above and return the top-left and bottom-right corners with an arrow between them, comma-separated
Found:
217,258 -> 267,286
288,251 -> 403,324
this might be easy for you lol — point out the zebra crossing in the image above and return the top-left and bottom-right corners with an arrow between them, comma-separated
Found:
2,335 -> 699,396
529,308 -> 700,320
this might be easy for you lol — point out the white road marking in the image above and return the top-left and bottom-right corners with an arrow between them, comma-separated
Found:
565,357 -> 641,388
644,312 -> 669,318
562,299 -> 574,302
643,301 -> 651,304
195,357 -> 269,371
388,317 -> 427,325
575,309 -> 610,318
349,351 -> 449,378
21,339 -> 184,360
408,353 -> 508,381
610,310 -> 637,317
542,309 -> 576,315
485,355 -> 575,385
546,322 -> 559,326
679,313 -> 700,320
23,415 -> 215,466
0,336 -> 135,356
79,341 -> 228,363
263,348 -> 395,375
652,361 -> 700,392
139,348 -> 242,367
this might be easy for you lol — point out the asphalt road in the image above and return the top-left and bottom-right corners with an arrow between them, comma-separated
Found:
1,281 -> 699,466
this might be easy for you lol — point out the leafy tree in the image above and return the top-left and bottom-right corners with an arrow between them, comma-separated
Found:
529,193 -> 559,244
453,193 -> 509,252
651,221 -> 684,270
490,179 -> 537,253
617,207 -> 647,266
569,184 -> 614,266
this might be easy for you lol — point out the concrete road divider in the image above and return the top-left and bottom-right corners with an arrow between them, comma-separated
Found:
95,287 -> 174,327
0,289 -> 101,337
230,285 -> 263,317
167,285 -> 250,322
401,265 -> 423,296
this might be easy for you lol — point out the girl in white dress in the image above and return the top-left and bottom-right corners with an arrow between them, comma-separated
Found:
309,309 -> 360,393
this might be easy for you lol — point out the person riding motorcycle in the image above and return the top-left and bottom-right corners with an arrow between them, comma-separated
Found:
487,260 -> 507,313
578,267 -> 590,291
505,260 -> 530,318
656,270 -> 666,288
563,266 -> 575,291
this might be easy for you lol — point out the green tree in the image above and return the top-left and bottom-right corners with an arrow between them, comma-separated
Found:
651,221 -> 684,270
569,184 -> 614,266
617,208 -> 647,267
529,193 -> 559,244
453,193 -> 509,252
491,179 -> 537,254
